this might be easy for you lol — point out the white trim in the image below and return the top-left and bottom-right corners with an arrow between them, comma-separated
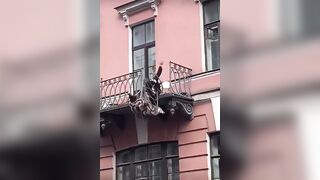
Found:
116,0 -> 160,26
211,96 -> 220,131
206,134 -> 212,180
128,27 -> 133,73
122,14 -> 130,27
199,2 -> 206,72
193,90 -> 220,101
112,152 -> 116,180
150,3 -> 158,16
191,70 -> 220,81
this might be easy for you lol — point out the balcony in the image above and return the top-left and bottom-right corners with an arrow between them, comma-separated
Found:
100,62 -> 193,131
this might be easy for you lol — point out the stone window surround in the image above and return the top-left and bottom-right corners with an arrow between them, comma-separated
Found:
115,0 -> 161,26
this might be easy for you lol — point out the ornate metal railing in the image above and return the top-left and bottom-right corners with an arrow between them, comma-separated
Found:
169,61 -> 192,97
100,69 -> 143,110
100,62 -> 192,111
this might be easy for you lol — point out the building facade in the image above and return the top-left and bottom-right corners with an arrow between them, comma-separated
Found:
100,0 -> 220,179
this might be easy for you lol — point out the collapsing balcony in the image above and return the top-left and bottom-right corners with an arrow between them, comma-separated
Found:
100,62 -> 193,132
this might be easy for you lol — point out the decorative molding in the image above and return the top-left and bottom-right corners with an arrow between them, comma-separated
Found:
167,99 -> 194,120
211,96 -> 220,131
115,0 -> 161,26
150,3 -> 158,16
122,13 -> 129,27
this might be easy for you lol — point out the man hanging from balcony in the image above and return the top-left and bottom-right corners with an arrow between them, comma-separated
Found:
128,66 -> 164,116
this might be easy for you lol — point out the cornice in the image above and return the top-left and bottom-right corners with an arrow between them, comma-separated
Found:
115,0 -> 161,26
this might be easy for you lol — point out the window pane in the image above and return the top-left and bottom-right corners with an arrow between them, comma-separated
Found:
148,47 -> 156,67
210,134 -> 220,156
148,144 -> 161,159
117,143 -> 179,180
149,176 -> 161,180
167,158 -> 179,174
135,146 -> 147,161
148,160 -> 162,176
133,24 -> 145,47
148,47 -> 156,78
204,0 -> 220,24
133,49 -> 145,70
167,142 -> 178,156
117,166 -> 131,180
211,157 -> 220,179
168,173 -> 179,180
135,163 -> 148,177
117,150 -> 131,164
146,21 -> 155,43
205,26 -> 220,71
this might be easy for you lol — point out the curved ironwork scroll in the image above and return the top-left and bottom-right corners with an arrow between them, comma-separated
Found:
169,61 -> 192,97
100,69 -> 143,110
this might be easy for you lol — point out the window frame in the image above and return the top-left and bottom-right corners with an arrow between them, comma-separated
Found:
115,141 -> 180,180
131,20 -> 156,79
209,131 -> 220,180
202,0 -> 220,72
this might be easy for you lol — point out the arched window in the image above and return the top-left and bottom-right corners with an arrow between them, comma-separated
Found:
116,142 -> 179,180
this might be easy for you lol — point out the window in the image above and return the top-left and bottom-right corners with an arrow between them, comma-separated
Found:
132,21 -> 156,79
203,0 -> 220,71
116,142 -> 180,180
210,132 -> 220,180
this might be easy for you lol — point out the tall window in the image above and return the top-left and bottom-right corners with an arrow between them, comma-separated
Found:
116,142 -> 180,180
132,21 -> 156,79
203,0 -> 220,71
210,132 -> 220,180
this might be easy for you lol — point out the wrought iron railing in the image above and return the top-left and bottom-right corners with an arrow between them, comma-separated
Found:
169,61 -> 192,97
100,69 -> 143,110
100,62 -> 192,111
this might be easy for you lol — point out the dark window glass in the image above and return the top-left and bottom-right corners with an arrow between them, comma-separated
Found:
167,158 -> 179,173
148,144 -> 161,159
167,158 -> 179,180
148,160 -> 162,176
133,49 -> 145,70
147,47 -> 156,78
205,24 -> 220,71
211,158 -> 220,179
135,163 -> 148,178
117,150 -> 131,164
116,142 -> 179,180
210,133 -> 220,180
146,21 -> 155,43
203,0 -> 220,71
167,143 -> 178,156
204,0 -> 220,24
133,24 -> 145,47
168,173 -> 179,180
135,146 -> 147,161
132,21 -> 155,80
117,165 -> 131,180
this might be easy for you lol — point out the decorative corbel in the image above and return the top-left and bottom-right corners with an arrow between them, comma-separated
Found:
119,11 -> 129,27
167,99 -> 193,120
150,3 -> 158,16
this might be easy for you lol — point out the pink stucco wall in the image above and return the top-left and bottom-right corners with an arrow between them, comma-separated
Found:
100,0 -> 219,179
154,0 -> 203,80
100,0 -> 204,81
100,101 -> 216,180
100,0 -> 131,79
